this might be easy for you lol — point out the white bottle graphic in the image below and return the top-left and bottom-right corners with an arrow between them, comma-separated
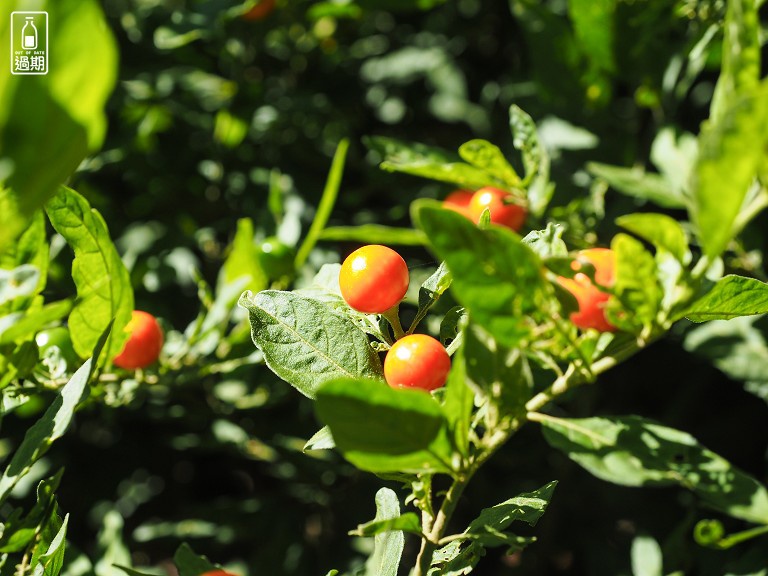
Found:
22,17 -> 37,49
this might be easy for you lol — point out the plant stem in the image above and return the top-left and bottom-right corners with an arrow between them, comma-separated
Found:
381,306 -> 406,340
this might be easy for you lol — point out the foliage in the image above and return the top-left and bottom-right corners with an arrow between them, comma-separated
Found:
1,0 -> 768,575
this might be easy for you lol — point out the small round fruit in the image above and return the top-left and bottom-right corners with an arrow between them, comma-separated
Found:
384,334 -> 451,392
242,0 -> 275,21
339,245 -> 409,314
442,190 -> 474,218
113,311 -> 164,369
468,187 -> 527,231
557,248 -> 616,332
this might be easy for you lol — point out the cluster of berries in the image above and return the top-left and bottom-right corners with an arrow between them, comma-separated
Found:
337,192 -> 617,391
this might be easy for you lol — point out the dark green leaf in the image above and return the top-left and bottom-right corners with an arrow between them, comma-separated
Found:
174,543 -> 217,576
238,290 -> 383,399
464,324 -> 530,418
413,201 -> 546,347
315,378 -> 454,474
408,262 -> 453,333
31,514 -> 67,576
616,213 -> 689,263
45,187 -> 133,361
538,414 -> 768,524
0,322 -> 110,503
684,276 -> 768,322
350,511 -> 422,537
0,471 -> 63,553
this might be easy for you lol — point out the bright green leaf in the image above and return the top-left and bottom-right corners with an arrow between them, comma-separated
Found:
587,162 -> 685,208
684,275 -> 768,322
616,213 -> 689,263
319,225 -> 427,246
362,488 -> 405,576
413,201 -> 547,347
691,81 -> 768,258
350,511 -> 422,537
45,187 -> 133,361
238,290 -> 383,398
458,139 -> 520,188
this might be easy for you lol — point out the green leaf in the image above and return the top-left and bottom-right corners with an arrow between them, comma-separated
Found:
709,0 -> 761,124
587,162 -> 685,208
616,213 -> 689,263
467,480 -> 557,541
522,223 -> 568,259
350,511 -> 422,537
0,212 -> 48,312
319,225 -> 427,246
221,218 -> 268,293
407,262 -> 452,334
295,139 -> 349,268
691,81 -> 768,258
684,315 -> 768,395
304,426 -> 335,451
366,136 -> 494,189
45,187 -> 133,361
464,324 -> 530,418
174,543 -> 217,576
608,234 -> 662,333
458,139 -> 520,188
538,414 -> 768,524
362,488 -> 405,576
568,0 -> 616,74
31,514 -> 68,576
631,534 -> 663,576
238,290 -> 383,399
509,105 -> 552,215
0,0 -> 117,251
315,378 -> 454,474
413,201 -> 547,347
684,275 -> 768,322
0,322 -> 110,504
0,300 -> 73,345
442,351 -> 472,457
0,471 -> 63,553
0,266 -> 40,307
431,482 -> 556,574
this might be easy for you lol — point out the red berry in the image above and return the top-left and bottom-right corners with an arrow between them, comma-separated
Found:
384,334 -> 451,392
557,248 -> 617,332
468,187 -> 527,231
442,190 -> 474,219
339,245 -> 409,314
113,310 -> 164,369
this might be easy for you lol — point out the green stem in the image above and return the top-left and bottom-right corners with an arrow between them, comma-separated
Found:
294,138 -> 350,268
381,306 -> 406,341
712,524 -> 768,550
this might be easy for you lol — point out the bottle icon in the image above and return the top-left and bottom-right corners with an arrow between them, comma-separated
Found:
22,17 -> 37,49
